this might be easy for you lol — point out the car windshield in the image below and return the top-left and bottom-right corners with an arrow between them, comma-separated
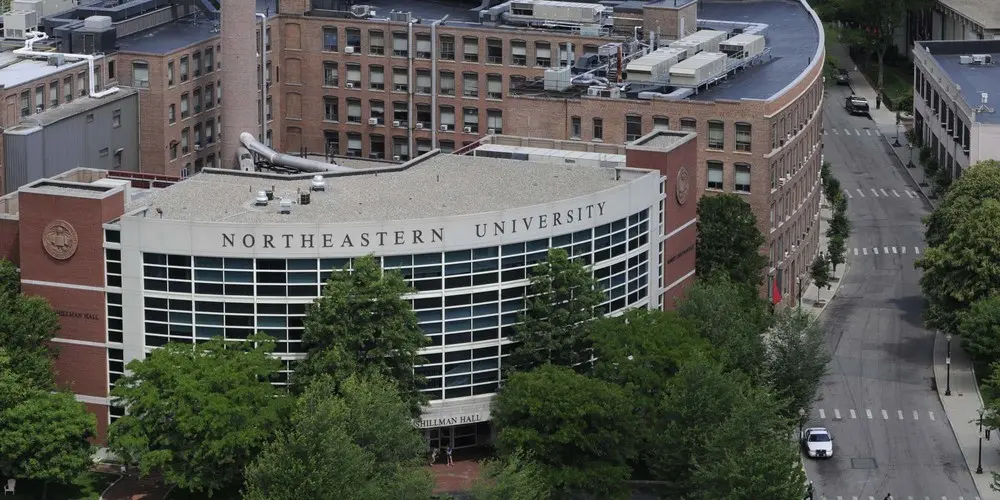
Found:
809,433 -> 831,442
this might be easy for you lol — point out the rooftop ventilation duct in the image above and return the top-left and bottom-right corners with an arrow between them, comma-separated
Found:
310,175 -> 327,191
255,191 -> 268,206
14,31 -> 119,98
279,198 -> 292,214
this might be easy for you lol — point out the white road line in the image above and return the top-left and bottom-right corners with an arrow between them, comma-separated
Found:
907,496 -> 913,500
866,129 -> 872,135
892,247 -> 898,254
844,189 -> 853,198
880,188 -> 889,196
854,248 -> 859,256
882,409 -> 889,419
852,496 -> 858,500
907,190 -> 916,197
915,247 -> 921,254
884,246 -> 889,254
902,246 -> 906,254
855,129 -> 862,135
875,129 -> 882,136
844,129 -> 851,135
929,411 -> 936,420
913,410 -> 919,420
833,129 -> 839,134
819,408 -> 826,419
866,408 -> 873,419
871,188 -> 879,196
892,189 -> 900,197
834,408 -> 841,419
873,247 -> 879,255
857,188 -> 865,197
850,409 -> 857,419
868,497 -> 874,500
898,410 -> 904,419
863,248 -> 868,255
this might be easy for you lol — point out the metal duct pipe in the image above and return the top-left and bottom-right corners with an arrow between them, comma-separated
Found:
240,133 -> 351,173
15,31 -> 119,99
407,19 -> 414,160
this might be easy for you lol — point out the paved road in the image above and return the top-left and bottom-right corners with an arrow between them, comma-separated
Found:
801,84 -> 980,500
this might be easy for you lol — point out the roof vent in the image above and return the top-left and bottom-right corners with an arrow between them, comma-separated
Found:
300,192 -> 311,205
310,175 -> 326,192
255,191 -> 269,206
279,198 -> 292,214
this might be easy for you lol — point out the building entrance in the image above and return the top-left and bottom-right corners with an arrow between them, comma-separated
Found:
425,422 -> 492,450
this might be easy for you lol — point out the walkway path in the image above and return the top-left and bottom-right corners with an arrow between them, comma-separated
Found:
799,197 -> 849,318
827,40 -> 1000,500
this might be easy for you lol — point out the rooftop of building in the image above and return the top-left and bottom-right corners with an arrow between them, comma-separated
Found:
7,88 -> 138,130
0,51 -> 91,91
123,149 -> 649,224
936,0 -> 1000,31
917,39 -> 1000,124
114,0 -> 274,54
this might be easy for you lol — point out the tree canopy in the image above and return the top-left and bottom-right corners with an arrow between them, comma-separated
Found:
471,450 -> 552,500
244,373 -> 432,500
694,194 -> 768,289
917,198 -> 1000,334
297,254 -> 428,415
957,295 -> 1000,367
763,308 -> 831,422
509,248 -> 605,372
923,160 -> 1000,247
108,336 -> 288,496
810,255 -> 831,301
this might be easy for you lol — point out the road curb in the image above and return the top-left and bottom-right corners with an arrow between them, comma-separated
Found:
877,126 -> 938,210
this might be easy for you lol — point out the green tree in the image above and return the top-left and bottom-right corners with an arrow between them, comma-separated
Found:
827,234 -> 847,274
763,309 -> 831,422
0,259 -> 18,298
471,450 -> 552,500
493,364 -> 639,499
0,265 -> 58,391
510,248 -> 605,372
244,374 -> 432,500
957,295 -> 1000,367
296,254 -> 428,414
809,254 -> 831,301
823,176 -> 842,203
924,160 -> 1000,247
694,194 -> 769,289
108,336 -> 287,496
933,165 -> 954,198
676,275 -> 771,380
917,199 -> 1000,334
827,209 -> 851,240
687,436 -> 806,500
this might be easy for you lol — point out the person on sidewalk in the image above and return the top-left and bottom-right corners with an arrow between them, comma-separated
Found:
876,92 -> 882,110
446,446 -> 454,466
883,493 -> 892,500
429,447 -> 438,466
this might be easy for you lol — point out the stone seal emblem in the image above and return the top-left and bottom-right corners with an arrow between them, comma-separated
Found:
42,219 -> 79,260
675,167 -> 691,205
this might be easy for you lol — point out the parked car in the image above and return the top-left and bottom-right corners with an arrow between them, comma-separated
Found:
845,95 -> 870,116
836,68 -> 850,85
801,427 -> 833,458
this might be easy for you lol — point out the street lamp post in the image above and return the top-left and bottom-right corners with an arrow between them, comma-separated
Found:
945,333 -> 953,396
977,409 -> 984,474
797,276 -> 804,310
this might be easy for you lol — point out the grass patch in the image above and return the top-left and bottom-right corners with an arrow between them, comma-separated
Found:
860,62 -> 912,110
8,472 -> 117,500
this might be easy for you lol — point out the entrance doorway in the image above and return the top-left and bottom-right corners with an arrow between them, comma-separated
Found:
425,422 -> 492,450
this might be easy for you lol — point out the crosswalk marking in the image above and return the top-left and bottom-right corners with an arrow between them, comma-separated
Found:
853,248 -> 858,256
870,188 -> 879,196
882,409 -> 889,419
834,408 -> 841,419
855,129 -> 861,135
844,189 -> 853,198
814,408 -> 939,421
914,410 -> 919,420
892,189 -> 900,197
880,188 -> 889,196
907,190 -> 916,197
850,409 -> 857,419
929,411 -> 935,420
866,409 -> 873,419
884,246 -> 889,254
850,246 -> 923,256
866,129 -> 872,136
893,247 -> 898,254
875,129 -> 881,136
844,129 -> 851,135
902,246 -> 906,254
862,248 -> 868,255
819,408 -> 826,419
857,188 -> 865,197
833,128 -> 839,134
915,247 -> 920,254
898,410 -> 905,419
874,247 -> 879,255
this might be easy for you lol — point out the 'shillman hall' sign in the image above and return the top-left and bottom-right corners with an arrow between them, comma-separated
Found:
221,202 -> 607,249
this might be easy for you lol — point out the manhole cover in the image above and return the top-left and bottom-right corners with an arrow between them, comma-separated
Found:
851,458 -> 877,470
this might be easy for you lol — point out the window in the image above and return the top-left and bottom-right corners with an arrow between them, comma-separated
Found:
593,118 -> 603,140
324,97 -> 338,121
132,61 -> 149,88
486,74 -> 502,99
205,154 -> 215,169
324,130 -> 339,155
204,48 -> 214,73
346,63 -> 361,87
440,71 -> 455,96
653,116 -> 669,130
180,93 -> 189,118
100,147 -> 109,157
625,115 -> 642,141
440,106 -> 455,131
509,75 -> 526,93
370,134 -> 385,159
535,42 -> 551,67
193,124 -> 202,147
463,37 -> 478,62
49,81 -> 58,108
416,69 -> 431,94
571,116 -> 582,138
192,52 -> 201,78
216,82 -> 222,104
266,96 -> 272,120
369,65 -> 384,90
393,101 -> 408,126
735,122 -> 752,152
205,84 -> 214,109
347,132 -> 362,156
487,109 -> 502,134
510,40 -> 526,66
438,140 -> 455,153
392,67 -> 408,92
416,138 -> 432,155
108,60 -> 115,80
707,120 -> 724,149
180,56 -> 189,82
416,104 -> 431,127
265,27 -> 271,51
486,38 -> 503,64
113,149 -> 122,169
462,72 -> 478,98
370,100 -> 385,124
19,90 -> 29,117
345,28 -> 361,52
34,85 -> 44,112
463,107 -> 479,133
63,77 -> 73,102
439,35 -> 455,60
735,163 -> 751,192
205,119 -> 214,143
168,104 -> 176,124
369,30 -> 385,55
323,27 -> 338,51
416,34 -> 431,58
707,161 -> 723,190
170,141 -> 178,159
392,32 -> 408,57
193,88 -> 202,113
680,117 -> 696,132
181,127 -> 190,154
347,99 -> 361,123
393,136 -> 409,160
77,72 -> 87,97
324,62 -> 338,86
112,109 -> 121,128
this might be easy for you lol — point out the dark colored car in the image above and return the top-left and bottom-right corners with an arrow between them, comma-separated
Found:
845,95 -> 870,115
836,68 -> 850,85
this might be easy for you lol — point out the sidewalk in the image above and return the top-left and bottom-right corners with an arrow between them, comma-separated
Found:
932,332 -> 998,499
799,197 -> 849,318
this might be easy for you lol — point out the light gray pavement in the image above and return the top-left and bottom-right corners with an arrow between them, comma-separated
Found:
799,198 -> 850,318
801,40 -> 980,500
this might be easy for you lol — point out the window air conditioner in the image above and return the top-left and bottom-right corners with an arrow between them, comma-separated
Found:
393,120 -> 401,127
415,123 -> 423,129
463,126 -> 472,133
779,178 -> 787,186
346,82 -> 354,88
440,124 -> 449,131
344,46 -> 355,54
487,128 -> 496,135
393,155 -> 401,161
368,118 -> 379,125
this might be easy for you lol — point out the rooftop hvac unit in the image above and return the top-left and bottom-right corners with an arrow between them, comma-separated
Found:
973,54 -> 993,65
598,43 -> 621,57
255,191 -> 269,206
351,5 -> 375,17
83,15 -> 113,31
668,29 -> 728,56
668,52 -> 727,86
719,34 -> 765,60
279,198 -> 292,214
625,48 -> 685,83
310,175 -> 326,192
390,11 -> 411,23
543,66 -> 573,91
3,10 -> 38,40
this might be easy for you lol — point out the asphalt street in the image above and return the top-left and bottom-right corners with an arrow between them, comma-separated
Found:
801,84 -> 980,499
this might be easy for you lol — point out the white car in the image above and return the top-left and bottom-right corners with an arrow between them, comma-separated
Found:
802,427 -> 833,458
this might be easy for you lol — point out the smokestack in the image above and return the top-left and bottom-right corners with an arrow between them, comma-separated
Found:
221,0 -> 259,170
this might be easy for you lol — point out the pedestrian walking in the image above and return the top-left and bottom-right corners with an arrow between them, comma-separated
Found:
883,493 -> 892,500
429,447 -> 438,466
876,94 -> 882,110
806,481 -> 814,500
446,446 -> 454,466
